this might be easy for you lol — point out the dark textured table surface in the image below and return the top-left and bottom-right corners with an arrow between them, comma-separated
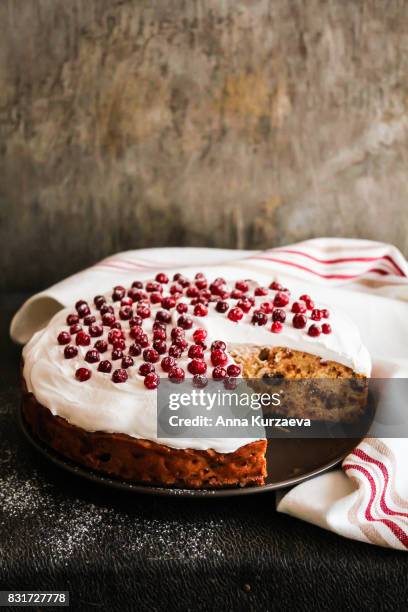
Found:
1,294 -> 407,612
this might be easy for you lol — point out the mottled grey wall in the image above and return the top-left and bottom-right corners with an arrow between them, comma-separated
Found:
1,0 -> 408,291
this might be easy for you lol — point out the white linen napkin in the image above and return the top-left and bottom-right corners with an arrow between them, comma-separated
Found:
11,238 -> 408,550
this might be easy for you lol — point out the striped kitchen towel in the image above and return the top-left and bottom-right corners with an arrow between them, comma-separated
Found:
11,238 -> 408,550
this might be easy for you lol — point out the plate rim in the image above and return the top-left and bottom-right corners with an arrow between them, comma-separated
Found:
17,405 -> 365,498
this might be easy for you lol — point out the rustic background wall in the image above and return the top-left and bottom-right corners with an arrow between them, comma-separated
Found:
1,0 -> 408,291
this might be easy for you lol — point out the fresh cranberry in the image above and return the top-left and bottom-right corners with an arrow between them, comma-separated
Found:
128,343 -> 142,356
188,344 -> 204,359
186,286 -> 199,298
299,294 -> 310,302
211,349 -> 228,367
111,322 -> 122,330
177,315 -> 193,329
192,330 -> 205,344
102,313 -> 116,327
195,278 -> 208,290
84,315 -> 96,326
228,307 -> 243,322
156,310 -> 171,324
269,281 -> 283,291
218,291 -> 230,300
161,356 -> 176,372
108,329 -> 123,344
227,364 -> 241,377
193,374 -> 208,388
235,280 -> 249,292
236,298 -> 252,313
215,301 -> 229,313
131,280 -> 143,289
252,310 -> 268,326
168,366 -> 185,383
121,356 -> 134,369
119,306 -> 133,320
112,348 -> 123,360
212,366 -> 227,380
305,299 -> 314,310
272,309 -> 286,323
75,299 -> 88,310
85,349 -> 100,363
209,283 -> 224,296
161,296 -> 176,310
64,345 -> 78,359
311,309 -> 321,321
259,301 -> 273,314
95,339 -> 108,353
291,301 -> 307,314
176,302 -> 188,314
121,297 -> 133,307
169,283 -> 182,295
170,327 -> 185,340
200,289 -> 212,300
113,338 -> 126,351
143,348 -> 159,363
66,313 -> 79,326
156,272 -> 169,284
58,331 -> 71,345
308,324 -> 321,337
273,292 -> 289,307
211,340 -> 226,351
93,296 -> 106,310
98,360 -> 112,373
129,289 -> 148,302
188,359 -> 207,375
153,339 -> 167,354
89,324 -> 103,338
70,323 -> 82,335
195,272 -> 206,280
148,292 -> 161,305
76,331 -> 91,346
112,368 -> 128,383
173,337 -> 187,351
321,309 -> 330,319
152,328 -> 166,342
137,305 -> 151,319
143,372 -> 159,389
194,303 -> 208,317
112,286 -> 126,301
100,304 -> 114,315
254,287 -> 268,296
138,333 -> 149,347
230,289 -> 243,300
75,367 -> 91,382
129,316 -> 143,328
169,344 -> 182,358
139,363 -> 155,376
146,282 -> 162,293
293,314 -> 307,329
322,323 -> 332,334
271,321 -> 283,333
77,303 -> 91,318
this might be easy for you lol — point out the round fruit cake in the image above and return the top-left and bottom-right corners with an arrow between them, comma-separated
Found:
21,273 -> 371,489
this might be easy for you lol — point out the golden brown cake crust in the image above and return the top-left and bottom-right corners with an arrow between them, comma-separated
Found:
21,392 -> 267,489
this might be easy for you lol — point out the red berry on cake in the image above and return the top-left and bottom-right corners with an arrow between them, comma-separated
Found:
70,323 -> 82,335
156,310 -> 172,324
299,294 -> 310,302
235,280 -> 249,293
131,280 -> 143,289
112,339 -> 126,351
272,309 -> 286,323
112,368 -> 129,384
153,328 -> 167,341
75,299 -> 88,311
176,302 -> 188,314
94,339 -> 108,353
259,301 -> 273,314
128,343 -> 142,356
291,301 -> 307,314
137,305 -> 151,319
321,309 -> 330,319
153,339 -> 167,354
89,324 -> 103,338
322,323 -> 332,334
193,329 -> 207,343
93,296 -> 106,310
85,349 -> 100,363
305,299 -> 314,310
168,366 -> 185,383
77,303 -> 91,318
193,374 -> 208,388
57,331 -> 71,345
161,356 -> 176,372
271,321 -> 283,333
237,298 -> 253,313
216,301 -> 229,313
66,313 -> 79,326
108,329 -> 123,344
227,364 -> 241,377
143,348 -> 159,363
273,292 -> 290,307
212,366 -> 227,379
254,287 -> 268,296
121,356 -> 134,369
308,324 -> 321,337
269,281 -> 283,291
228,307 -> 243,322
171,327 -> 185,341
251,310 -> 268,326
230,289 -> 243,300
188,344 -> 204,359
311,309 -> 321,321
211,340 -> 226,351
139,363 -> 155,376
211,349 -> 228,367
293,314 -> 307,329
75,367 -> 91,382
161,296 -> 176,310
121,297 -> 133,307
188,359 -> 207,375
84,315 -> 96,326
177,315 -> 193,329
98,360 -> 112,373
64,345 -> 78,359
112,286 -> 126,301
102,313 -> 116,327
155,272 -> 169,284
194,303 -> 208,317
146,282 -> 162,293
100,304 -> 114,315
76,331 -> 91,346
111,348 -> 123,360
119,306 -> 133,320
